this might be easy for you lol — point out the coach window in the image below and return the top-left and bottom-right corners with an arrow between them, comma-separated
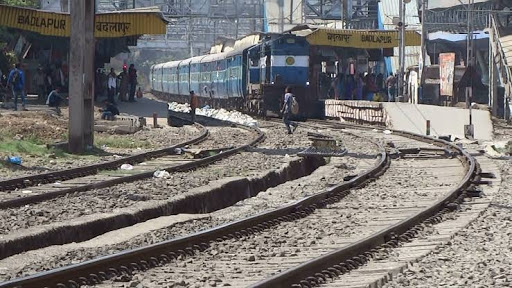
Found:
250,58 -> 259,67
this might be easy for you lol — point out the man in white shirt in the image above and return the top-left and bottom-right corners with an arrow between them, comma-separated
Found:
107,68 -> 117,104
46,86 -> 63,115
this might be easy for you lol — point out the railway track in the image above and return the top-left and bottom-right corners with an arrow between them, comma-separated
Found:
0,119 -> 486,288
247,123 -> 483,288
0,119 -> 262,211
0,122 -> 207,193
0,118 -> 264,263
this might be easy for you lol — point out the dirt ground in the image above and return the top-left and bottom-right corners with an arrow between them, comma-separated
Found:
0,111 -> 68,144
0,107 -> 200,180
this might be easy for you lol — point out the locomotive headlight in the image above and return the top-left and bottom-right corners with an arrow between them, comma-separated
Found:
306,81 -> 310,86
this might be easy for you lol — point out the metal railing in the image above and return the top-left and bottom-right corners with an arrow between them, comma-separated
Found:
490,14 -> 512,119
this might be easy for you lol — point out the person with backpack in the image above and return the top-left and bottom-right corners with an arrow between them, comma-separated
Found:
7,63 -> 27,111
281,86 -> 298,134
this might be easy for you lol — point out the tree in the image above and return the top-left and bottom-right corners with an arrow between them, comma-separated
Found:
0,0 -> 40,8
0,1 -> 40,74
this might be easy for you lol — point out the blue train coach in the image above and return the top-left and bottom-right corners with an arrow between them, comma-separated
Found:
151,33 -> 315,117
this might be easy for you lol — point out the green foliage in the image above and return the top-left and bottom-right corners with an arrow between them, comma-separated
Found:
0,139 -> 49,156
0,0 -> 40,8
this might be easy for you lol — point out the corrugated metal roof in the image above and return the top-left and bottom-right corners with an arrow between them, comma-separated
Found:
428,0 -> 491,9
378,0 -> 427,72
0,4 -> 167,38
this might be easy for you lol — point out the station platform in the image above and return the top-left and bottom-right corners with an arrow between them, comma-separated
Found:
325,100 -> 493,140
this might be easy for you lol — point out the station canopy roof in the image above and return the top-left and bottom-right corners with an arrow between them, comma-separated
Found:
0,4 -> 168,38
288,25 -> 421,49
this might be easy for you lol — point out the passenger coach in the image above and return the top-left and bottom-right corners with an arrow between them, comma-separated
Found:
151,33 -> 317,117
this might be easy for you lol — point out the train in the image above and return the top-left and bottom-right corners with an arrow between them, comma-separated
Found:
150,33 -> 320,118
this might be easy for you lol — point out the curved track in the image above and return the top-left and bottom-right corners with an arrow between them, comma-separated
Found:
0,119 -> 262,210
0,120 -> 482,288
251,122 -> 480,287
0,118 -> 264,262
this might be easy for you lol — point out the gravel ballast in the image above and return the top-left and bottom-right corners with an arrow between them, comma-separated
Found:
383,128 -> 512,288
0,122 -> 381,281
89,134 -> 465,287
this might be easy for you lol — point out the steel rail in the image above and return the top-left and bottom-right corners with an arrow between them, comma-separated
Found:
250,121 -> 479,288
0,125 -> 388,288
0,122 -> 208,192
0,119 -> 264,210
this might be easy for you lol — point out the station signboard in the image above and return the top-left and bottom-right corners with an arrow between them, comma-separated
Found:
439,52 -> 455,96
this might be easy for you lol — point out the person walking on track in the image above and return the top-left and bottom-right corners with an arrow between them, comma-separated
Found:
281,86 -> 298,134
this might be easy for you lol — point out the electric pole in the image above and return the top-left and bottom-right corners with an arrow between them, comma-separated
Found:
279,0 -> 284,33
397,0 -> 405,101
69,0 -> 95,153
465,0 -> 475,137
419,0 -> 427,104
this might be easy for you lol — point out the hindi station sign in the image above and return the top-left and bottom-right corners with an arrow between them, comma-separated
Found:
304,28 -> 421,49
0,4 -> 166,38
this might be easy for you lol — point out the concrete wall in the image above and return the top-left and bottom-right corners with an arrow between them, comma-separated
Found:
325,100 -> 390,126
324,100 -> 493,140
382,102 -> 493,140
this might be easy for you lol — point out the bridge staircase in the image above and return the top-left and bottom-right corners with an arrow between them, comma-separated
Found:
489,15 -> 512,119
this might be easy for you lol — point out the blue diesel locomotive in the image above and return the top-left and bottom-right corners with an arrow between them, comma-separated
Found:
151,34 -> 316,117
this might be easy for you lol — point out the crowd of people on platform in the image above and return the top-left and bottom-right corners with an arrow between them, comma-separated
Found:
96,64 -> 139,104
0,62 -> 68,111
0,62 -> 138,118
321,72 -> 398,102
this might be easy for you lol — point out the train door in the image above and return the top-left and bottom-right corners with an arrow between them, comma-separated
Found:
231,57 -> 238,98
177,62 -> 183,95
239,56 -> 244,98
159,65 -> 164,92
227,57 -> 233,98
260,44 -> 271,84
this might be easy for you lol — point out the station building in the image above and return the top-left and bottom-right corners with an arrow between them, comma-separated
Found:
0,4 -> 167,94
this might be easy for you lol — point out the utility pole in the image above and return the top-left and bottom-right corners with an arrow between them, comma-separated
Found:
397,0 -> 405,101
235,0 -> 239,39
279,0 -> 284,33
340,0 -> 344,28
465,0 -> 474,137
69,0 -> 95,153
418,0 -> 427,104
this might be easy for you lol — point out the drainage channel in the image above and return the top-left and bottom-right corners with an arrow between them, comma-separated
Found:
0,122 -> 265,261
0,120 -> 262,210
0,124 -> 388,288
249,122 -> 485,288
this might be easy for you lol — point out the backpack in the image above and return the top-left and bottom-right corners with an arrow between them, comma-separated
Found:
290,96 -> 299,115
11,69 -> 20,87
